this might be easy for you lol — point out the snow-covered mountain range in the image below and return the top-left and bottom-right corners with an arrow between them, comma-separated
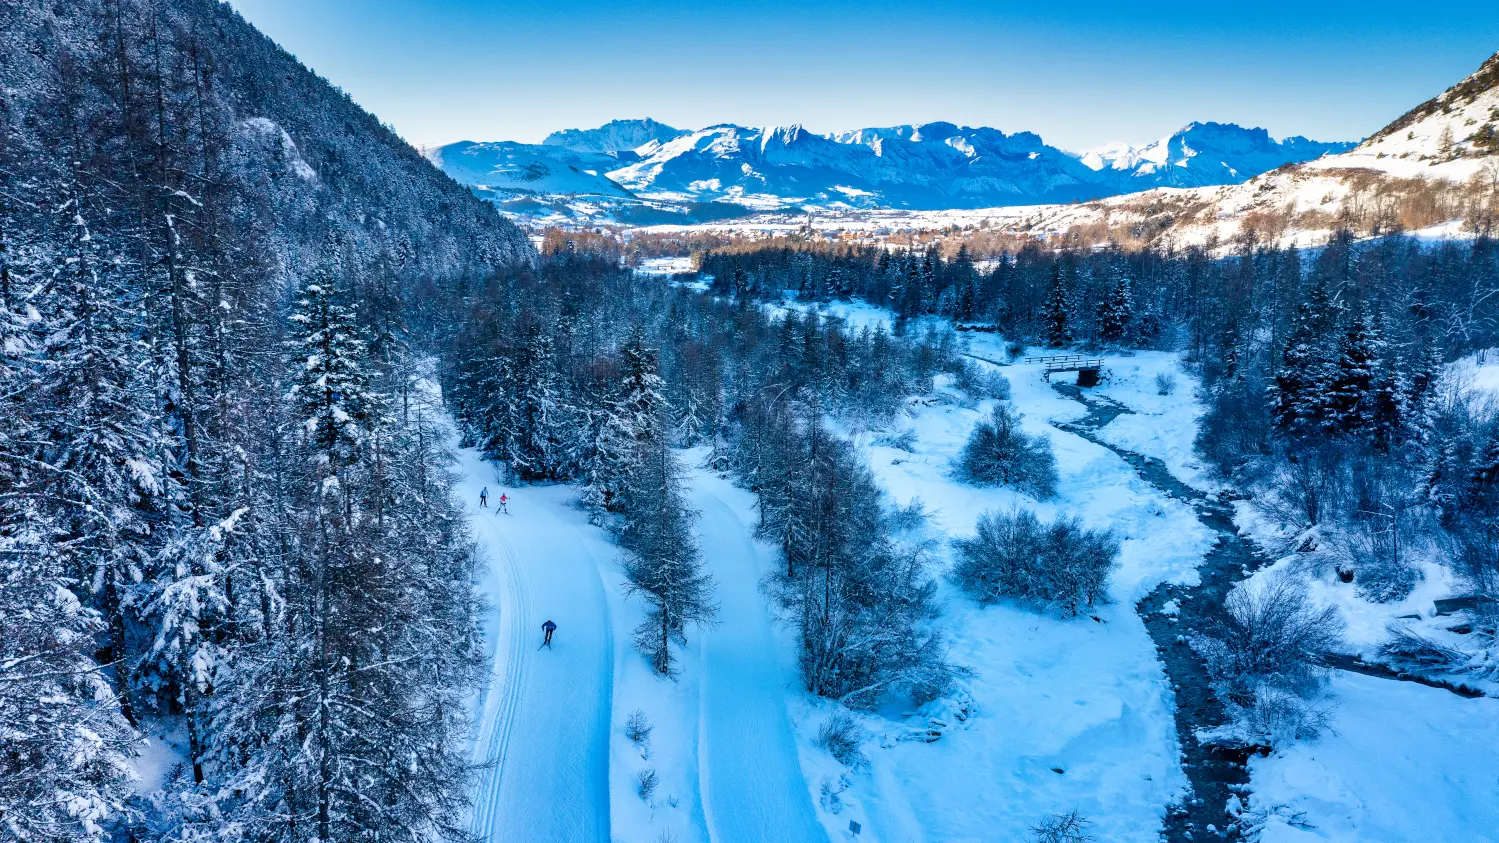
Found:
1079,121 -> 1354,188
630,51 -> 1499,252
427,117 -> 1351,222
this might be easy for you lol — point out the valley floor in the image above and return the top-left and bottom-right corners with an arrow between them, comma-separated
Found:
451,313 -> 1499,843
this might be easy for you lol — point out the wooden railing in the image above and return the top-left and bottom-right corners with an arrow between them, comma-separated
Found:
1024,355 -> 1104,373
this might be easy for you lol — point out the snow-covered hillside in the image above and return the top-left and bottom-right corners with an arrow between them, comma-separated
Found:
630,52 -> 1498,252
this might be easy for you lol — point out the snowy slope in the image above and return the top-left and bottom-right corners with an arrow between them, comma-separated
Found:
1246,673 -> 1499,843
1307,50 -> 1499,182
834,357 -> 1208,842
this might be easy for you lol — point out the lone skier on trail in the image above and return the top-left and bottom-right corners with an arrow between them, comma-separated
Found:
498,493 -> 509,514
480,487 -> 488,508
542,619 -> 556,648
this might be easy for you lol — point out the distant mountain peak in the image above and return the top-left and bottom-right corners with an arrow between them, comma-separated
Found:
542,118 -> 689,154
1079,122 -> 1354,187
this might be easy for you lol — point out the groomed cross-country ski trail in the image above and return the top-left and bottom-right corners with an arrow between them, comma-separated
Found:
456,437 -> 825,843
457,446 -> 615,843
688,468 -> 830,843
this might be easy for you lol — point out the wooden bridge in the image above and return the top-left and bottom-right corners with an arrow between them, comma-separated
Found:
1024,354 -> 1105,386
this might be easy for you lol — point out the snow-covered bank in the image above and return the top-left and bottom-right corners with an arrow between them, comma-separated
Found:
1246,672 -> 1499,843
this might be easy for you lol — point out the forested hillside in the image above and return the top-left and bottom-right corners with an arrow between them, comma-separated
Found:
0,1 -> 529,840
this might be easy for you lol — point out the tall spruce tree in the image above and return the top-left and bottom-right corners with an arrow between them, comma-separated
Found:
1042,264 -> 1072,347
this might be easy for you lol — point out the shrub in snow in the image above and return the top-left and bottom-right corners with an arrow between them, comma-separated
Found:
635,768 -> 659,801
1353,553 -> 1421,603
887,497 -> 929,534
818,775 -> 850,813
954,358 -> 1012,400
624,709 -> 653,747
1154,370 -> 1177,396
816,710 -> 868,768
955,402 -> 1059,499
1194,572 -> 1344,746
1241,683 -> 1334,747
951,508 -> 1119,617
874,428 -> 919,452
1031,809 -> 1096,843
1378,623 -> 1469,674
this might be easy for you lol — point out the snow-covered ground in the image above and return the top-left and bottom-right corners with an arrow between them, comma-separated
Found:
808,348 -> 1212,842
1246,673 -> 1499,843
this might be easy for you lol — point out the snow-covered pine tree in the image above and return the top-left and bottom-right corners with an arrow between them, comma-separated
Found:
1042,264 -> 1072,347
619,439 -> 716,676
0,543 -> 139,843
0,176 -> 138,842
1271,281 -> 1338,438
580,328 -> 669,512
1327,306 -> 1380,436
28,162 -> 163,726
215,277 -> 481,843
508,321 -> 567,481
1096,273 -> 1134,345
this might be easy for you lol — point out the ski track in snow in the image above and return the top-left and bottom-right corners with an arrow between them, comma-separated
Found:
458,448 -> 614,843
690,472 -> 829,843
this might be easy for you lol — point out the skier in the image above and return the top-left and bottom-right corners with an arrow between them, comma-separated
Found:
480,487 -> 488,507
498,493 -> 509,514
542,619 -> 557,648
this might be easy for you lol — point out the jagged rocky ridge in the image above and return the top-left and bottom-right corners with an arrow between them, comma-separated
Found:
429,117 -> 1351,216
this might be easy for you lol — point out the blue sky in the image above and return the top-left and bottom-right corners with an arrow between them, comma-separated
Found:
227,0 -> 1499,152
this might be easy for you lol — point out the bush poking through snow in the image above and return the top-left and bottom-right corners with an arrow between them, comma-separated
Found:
1194,572 -> 1344,747
952,508 -> 1120,617
818,775 -> 850,813
1379,623 -> 1468,673
1154,370 -> 1177,396
816,710 -> 868,768
1031,809 -> 1096,843
635,768 -> 659,801
625,709 -> 653,749
874,428 -> 919,452
955,402 -> 1059,498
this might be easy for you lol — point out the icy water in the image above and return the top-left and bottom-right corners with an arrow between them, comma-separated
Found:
1051,383 -> 1264,842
